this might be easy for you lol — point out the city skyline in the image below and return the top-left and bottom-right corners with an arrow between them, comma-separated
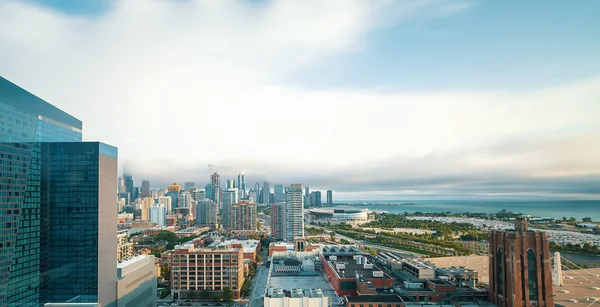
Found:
1,0 -> 599,200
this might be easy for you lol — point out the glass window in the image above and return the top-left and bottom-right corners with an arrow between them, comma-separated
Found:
528,249 -> 538,301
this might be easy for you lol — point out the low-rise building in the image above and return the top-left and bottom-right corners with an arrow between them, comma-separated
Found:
117,230 -> 134,261
321,255 -> 394,296
170,244 -> 245,299
210,239 -> 261,265
116,255 -> 157,307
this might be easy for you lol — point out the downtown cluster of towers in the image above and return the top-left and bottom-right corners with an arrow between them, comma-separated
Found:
115,168 -> 334,240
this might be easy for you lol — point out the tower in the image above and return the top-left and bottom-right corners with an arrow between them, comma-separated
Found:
553,251 -> 563,287
285,184 -> 304,241
262,181 -> 270,205
326,190 -> 333,205
211,172 -> 220,207
488,218 -> 554,307
237,172 -> 246,198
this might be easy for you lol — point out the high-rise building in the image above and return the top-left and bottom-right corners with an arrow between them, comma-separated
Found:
327,190 -> 333,205
274,184 -> 285,202
237,172 -> 246,198
0,77 -> 117,306
248,190 -> 257,203
205,183 -> 212,200
140,197 -> 153,221
230,201 -> 257,233
310,191 -> 322,206
184,181 -> 196,191
226,178 -> 235,190
123,166 -> 134,201
286,184 -> 304,241
180,191 -> 192,208
116,255 -> 157,307
211,172 -> 221,207
488,218 -> 554,307
196,199 -> 218,225
166,183 -> 181,210
254,182 -> 260,201
190,188 -> 206,202
270,203 -> 286,241
158,196 -> 172,214
262,181 -> 270,205
222,189 -> 238,229
304,186 -> 309,198
140,180 -> 151,198
149,205 -> 167,226
170,244 -> 245,300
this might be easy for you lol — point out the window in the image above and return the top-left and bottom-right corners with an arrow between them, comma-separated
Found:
528,249 -> 538,301
497,247 -> 503,295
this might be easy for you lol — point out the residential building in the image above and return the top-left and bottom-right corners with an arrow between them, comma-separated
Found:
150,205 -> 167,227
211,172 -> 220,207
166,183 -> 181,210
140,180 -> 151,198
140,197 -> 153,221
489,218 -> 554,307
222,189 -> 239,229
271,203 -> 286,241
209,239 -> 261,266
286,184 -> 304,241
170,244 -> 245,299
158,196 -> 172,214
230,201 -> 257,233
226,178 -> 235,189
326,190 -> 332,205
262,181 -> 270,205
116,255 -> 157,307
274,184 -> 285,202
237,172 -> 246,198
196,199 -> 218,225
180,191 -> 192,208
117,230 -> 134,261
309,191 -> 321,207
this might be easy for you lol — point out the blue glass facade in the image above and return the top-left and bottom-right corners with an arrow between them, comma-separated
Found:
1,76 -> 100,306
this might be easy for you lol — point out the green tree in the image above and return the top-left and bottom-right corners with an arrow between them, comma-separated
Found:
160,265 -> 170,280
582,217 -> 593,222
156,230 -> 178,243
256,254 -> 262,263
223,287 -> 233,302
330,233 -> 336,242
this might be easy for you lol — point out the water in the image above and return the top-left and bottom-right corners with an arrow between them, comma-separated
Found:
342,199 -> 600,221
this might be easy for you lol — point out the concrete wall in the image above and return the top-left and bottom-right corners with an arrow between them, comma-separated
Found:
98,151 -> 118,307
117,259 -> 157,307
265,296 -> 329,307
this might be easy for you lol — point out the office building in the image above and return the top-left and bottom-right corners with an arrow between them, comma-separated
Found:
170,244 -> 245,300
270,203 -> 286,241
157,196 -> 172,214
149,205 -> 167,227
166,183 -> 181,210
254,182 -> 260,201
274,184 -> 285,202
184,181 -> 196,191
237,172 -> 246,198
140,197 -> 153,221
326,190 -> 332,205
211,172 -> 220,207
222,188 -> 239,229
140,180 -> 151,198
196,199 -> 218,225
117,230 -> 134,262
190,189 -> 205,202
116,255 -> 157,307
180,191 -> 192,209
262,181 -> 270,205
489,218 -> 554,307
1,77 -> 117,306
304,186 -> 309,198
230,201 -> 257,233
286,184 -> 304,241
205,184 -> 212,200
309,191 -> 321,207
248,190 -> 257,203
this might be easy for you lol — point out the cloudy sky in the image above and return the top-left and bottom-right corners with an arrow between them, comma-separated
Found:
1,0 -> 599,200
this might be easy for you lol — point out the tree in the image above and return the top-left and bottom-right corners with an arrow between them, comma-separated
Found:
256,254 -> 262,263
562,217 -> 567,222
569,217 -> 577,222
582,217 -> 593,222
156,230 -> 178,243
160,265 -> 170,280
223,287 -> 233,302
330,233 -> 336,242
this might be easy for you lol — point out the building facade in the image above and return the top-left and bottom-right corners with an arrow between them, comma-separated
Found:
222,189 -> 238,229
117,231 -> 134,261
286,184 -> 304,241
488,218 -> 554,307
231,201 -> 257,233
116,255 -> 157,307
170,245 -> 245,299
150,205 -> 167,226
196,199 -> 218,226
140,180 -> 151,198
211,172 -> 220,207
237,172 -> 246,198
166,183 -> 181,211
326,190 -> 332,205
270,203 -> 286,241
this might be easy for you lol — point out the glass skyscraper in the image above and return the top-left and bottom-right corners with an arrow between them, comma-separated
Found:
0,77 -> 117,306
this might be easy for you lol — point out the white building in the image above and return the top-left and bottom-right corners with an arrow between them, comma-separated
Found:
265,288 -> 329,307
286,184 -> 304,241
157,196 -> 172,214
180,191 -> 192,208
149,205 -> 166,226
116,255 -> 157,307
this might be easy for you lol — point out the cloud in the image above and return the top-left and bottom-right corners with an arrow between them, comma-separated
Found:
0,0 -> 598,199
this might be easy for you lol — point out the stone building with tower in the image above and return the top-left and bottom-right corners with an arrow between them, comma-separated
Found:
488,218 -> 554,307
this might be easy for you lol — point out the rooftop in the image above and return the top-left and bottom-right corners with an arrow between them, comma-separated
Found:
553,267 -> 600,307
210,239 -> 260,253
427,256 -> 489,283
326,255 -> 390,280
268,275 -> 337,298
117,255 -> 155,279
346,295 -> 403,303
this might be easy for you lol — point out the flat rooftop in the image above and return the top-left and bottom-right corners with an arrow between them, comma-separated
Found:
346,295 -> 403,303
210,239 -> 259,253
269,275 -> 337,298
553,267 -> 600,307
427,256 -> 489,283
327,256 -> 390,280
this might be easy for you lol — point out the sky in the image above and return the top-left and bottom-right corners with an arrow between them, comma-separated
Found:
0,0 -> 599,200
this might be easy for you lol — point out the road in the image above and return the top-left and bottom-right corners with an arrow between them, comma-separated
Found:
248,249 -> 269,307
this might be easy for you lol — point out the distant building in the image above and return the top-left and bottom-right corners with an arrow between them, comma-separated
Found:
180,191 -> 192,208
117,230 -> 134,261
489,218 -> 554,307
226,178 -> 235,189
211,172 -> 221,207
170,244 -> 245,299
274,184 -> 285,202
271,203 -> 286,241
326,190 -> 332,205
140,180 -> 151,198
149,206 -> 167,226
222,188 -> 239,229
286,184 -> 304,241
205,183 -> 212,200
116,255 -> 157,307
157,196 -> 172,214
196,199 -> 218,225
262,181 -> 270,205
231,201 -> 257,233
310,191 -> 321,206
237,172 -> 246,198
184,181 -> 196,191
166,183 -> 181,210
190,188 -> 206,202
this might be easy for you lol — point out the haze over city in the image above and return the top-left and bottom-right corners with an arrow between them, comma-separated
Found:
1,0 -> 599,199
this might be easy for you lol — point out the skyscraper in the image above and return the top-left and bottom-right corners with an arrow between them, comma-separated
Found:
196,199 -> 218,225
190,189 -> 206,202
327,190 -> 333,205
286,184 -> 304,241
254,182 -> 260,201
141,180 -> 151,198
274,184 -> 285,202
184,181 -> 196,191
226,178 -> 235,190
123,166 -> 134,201
0,77 -> 117,306
157,196 -> 172,214
211,172 -> 220,207
166,183 -> 181,210
180,191 -> 192,208
222,188 -> 238,229
237,172 -> 246,198
205,183 -> 212,200
230,201 -> 257,233
270,203 -> 286,241
150,205 -> 167,226
489,218 -> 554,307
310,191 -> 321,206
262,181 -> 270,205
